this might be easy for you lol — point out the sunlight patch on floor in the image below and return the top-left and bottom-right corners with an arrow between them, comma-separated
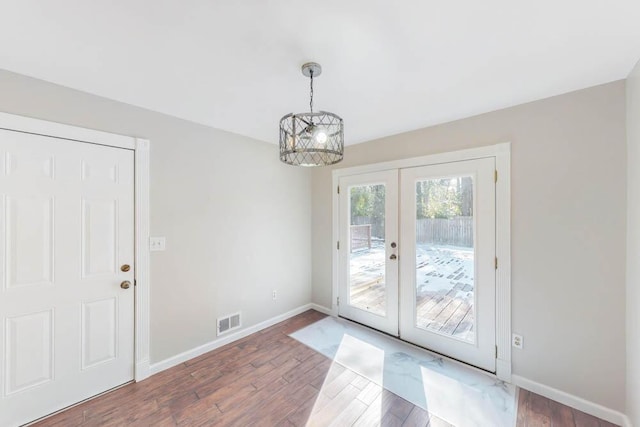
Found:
291,316 -> 516,427
334,334 -> 385,385
306,334 -> 385,426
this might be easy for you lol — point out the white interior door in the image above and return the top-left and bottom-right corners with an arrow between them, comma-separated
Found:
338,170 -> 399,336
0,129 -> 135,427
399,158 -> 496,371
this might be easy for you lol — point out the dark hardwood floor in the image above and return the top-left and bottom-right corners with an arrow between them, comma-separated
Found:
516,389 -> 618,427
32,310 -> 618,426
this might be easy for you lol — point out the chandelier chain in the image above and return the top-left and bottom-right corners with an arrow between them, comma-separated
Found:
309,70 -> 314,113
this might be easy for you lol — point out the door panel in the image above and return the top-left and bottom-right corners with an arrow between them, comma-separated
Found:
338,170 -> 399,336
400,158 -> 496,371
6,196 -> 54,288
81,198 -> 118,277
81,297 -> 117,369
0,129 -> 135,427
5,310 -> 53,394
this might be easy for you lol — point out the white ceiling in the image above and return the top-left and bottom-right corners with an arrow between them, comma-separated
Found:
1,1 -> 639,145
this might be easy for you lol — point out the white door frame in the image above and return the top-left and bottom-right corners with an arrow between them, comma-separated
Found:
331,142 -> 511,381
0,111 -> 152,382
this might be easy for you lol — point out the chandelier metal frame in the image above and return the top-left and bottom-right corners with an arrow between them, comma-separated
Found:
279,62 -> 344,167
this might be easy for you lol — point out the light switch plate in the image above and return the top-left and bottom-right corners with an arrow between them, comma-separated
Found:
150,237 -> 166,251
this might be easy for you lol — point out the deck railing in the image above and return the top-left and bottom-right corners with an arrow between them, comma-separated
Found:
350,224 -> 372,252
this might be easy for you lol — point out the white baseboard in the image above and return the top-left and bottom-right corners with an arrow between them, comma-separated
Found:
309,303 -> 332,315
146,303 -> 325,377
511,375 -> 631,427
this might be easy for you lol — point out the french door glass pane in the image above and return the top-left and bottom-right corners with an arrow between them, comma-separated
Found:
415,176 -> 475,343
349,184 -> 386,316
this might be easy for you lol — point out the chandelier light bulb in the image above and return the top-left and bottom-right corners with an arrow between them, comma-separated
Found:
311,125 -> 328,146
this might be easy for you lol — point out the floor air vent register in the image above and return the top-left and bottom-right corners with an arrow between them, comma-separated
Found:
217,312 -> 241,336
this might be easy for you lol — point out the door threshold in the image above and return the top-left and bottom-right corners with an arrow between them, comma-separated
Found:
337,315 -> 498,379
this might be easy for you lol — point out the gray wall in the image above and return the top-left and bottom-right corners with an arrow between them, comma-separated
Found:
627,60 -> 640,425
0,69 -> 313,363
312,81 -> 627,411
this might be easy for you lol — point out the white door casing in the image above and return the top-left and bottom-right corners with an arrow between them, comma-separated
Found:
0,128 -> 137,426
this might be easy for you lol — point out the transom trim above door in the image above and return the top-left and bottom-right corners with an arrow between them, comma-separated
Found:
331,143 -> 511,381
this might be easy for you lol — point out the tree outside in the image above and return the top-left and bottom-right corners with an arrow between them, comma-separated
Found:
350,184 -> 385,239
416,177 -> 473,219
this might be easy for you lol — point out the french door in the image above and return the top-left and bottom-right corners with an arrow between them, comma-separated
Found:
338,158 -> 496,372
0,129 -> 135,426
337,171 -> 399,336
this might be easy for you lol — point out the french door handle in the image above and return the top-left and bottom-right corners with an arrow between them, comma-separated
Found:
389,254 -> 397,260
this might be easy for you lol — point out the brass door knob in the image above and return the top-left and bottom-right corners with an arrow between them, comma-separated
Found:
121,264 -> 131,272
389,254 -> 397,260
120,281 -> 131,289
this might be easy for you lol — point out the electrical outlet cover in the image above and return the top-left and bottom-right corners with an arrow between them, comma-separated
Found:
512,333 -> 523,349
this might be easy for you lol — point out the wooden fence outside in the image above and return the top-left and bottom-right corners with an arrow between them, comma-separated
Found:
350,216 -> 473,249
416,217 -> 473,247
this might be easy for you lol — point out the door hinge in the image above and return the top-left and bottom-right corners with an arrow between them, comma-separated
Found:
134,280 -> 137,287
337,185 -> 340,194
495,257 -> 498,269
337,241 -> 340,250
494,170 -> 498,183
337,296 -> 340,306
495,345 -> 498,358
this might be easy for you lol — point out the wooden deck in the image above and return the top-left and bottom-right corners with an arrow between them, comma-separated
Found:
349,278 -> 386,316
349,244 -> 474,340
350,281 -> 474,341
31,310 -> 617,427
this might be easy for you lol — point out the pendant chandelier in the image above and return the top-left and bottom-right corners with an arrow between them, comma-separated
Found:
279,62 -> 344,167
